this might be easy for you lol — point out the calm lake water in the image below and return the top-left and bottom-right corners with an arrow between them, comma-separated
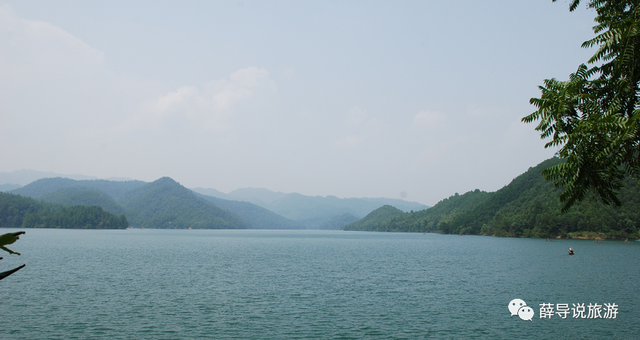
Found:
0,229 -> 638,339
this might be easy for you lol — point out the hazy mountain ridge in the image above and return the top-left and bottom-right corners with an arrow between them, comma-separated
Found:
190,187 -> 232,200
268,194 -> 428,229
0,184 -> 22,192
318,213 -> 360,230
228,188 -> 289,206
0,169 -> 100,186
11,177 -> 147,199
192,187 -> 429,229
196,194 -> 302,229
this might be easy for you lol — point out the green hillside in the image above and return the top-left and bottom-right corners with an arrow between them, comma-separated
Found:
344,158 -> 640,239
117,177 -> 247,229
343,205 -> 405,231
448,158 -> 566,235
40,187 -> 125,215
450,158 -> 640,238
0,192 -> 128,229
10,177 -> 82,198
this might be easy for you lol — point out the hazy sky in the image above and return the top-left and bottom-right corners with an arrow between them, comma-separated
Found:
0,1 -> 598,205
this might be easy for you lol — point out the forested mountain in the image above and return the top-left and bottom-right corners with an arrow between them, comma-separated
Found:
472,162 -> 640,239
197,194 -> 302,229
0,192 -> 128,229
117,177 -> 247,229
343,158 -> 640,239
12,177 -> 147,199
343,205 -> 405,231
39,187 -> 125,215
11,177 -> 86,198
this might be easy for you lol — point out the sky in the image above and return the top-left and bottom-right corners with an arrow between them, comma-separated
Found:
0,0 -> 599,206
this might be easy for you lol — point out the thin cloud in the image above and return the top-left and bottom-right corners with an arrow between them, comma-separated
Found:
412,110 -> 444,129
346,106 -> 367,125
124,67 -> 273,132
334,135 -> 362,149
0,5 -> 104,84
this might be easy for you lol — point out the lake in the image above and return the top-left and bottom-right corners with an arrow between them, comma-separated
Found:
0,229 -> 638,339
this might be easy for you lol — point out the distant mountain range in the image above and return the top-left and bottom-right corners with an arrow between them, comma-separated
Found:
195,194 -> 301,229
0,169 -> 132,186
190,187 -> 428,229
4,173 -> 427,230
